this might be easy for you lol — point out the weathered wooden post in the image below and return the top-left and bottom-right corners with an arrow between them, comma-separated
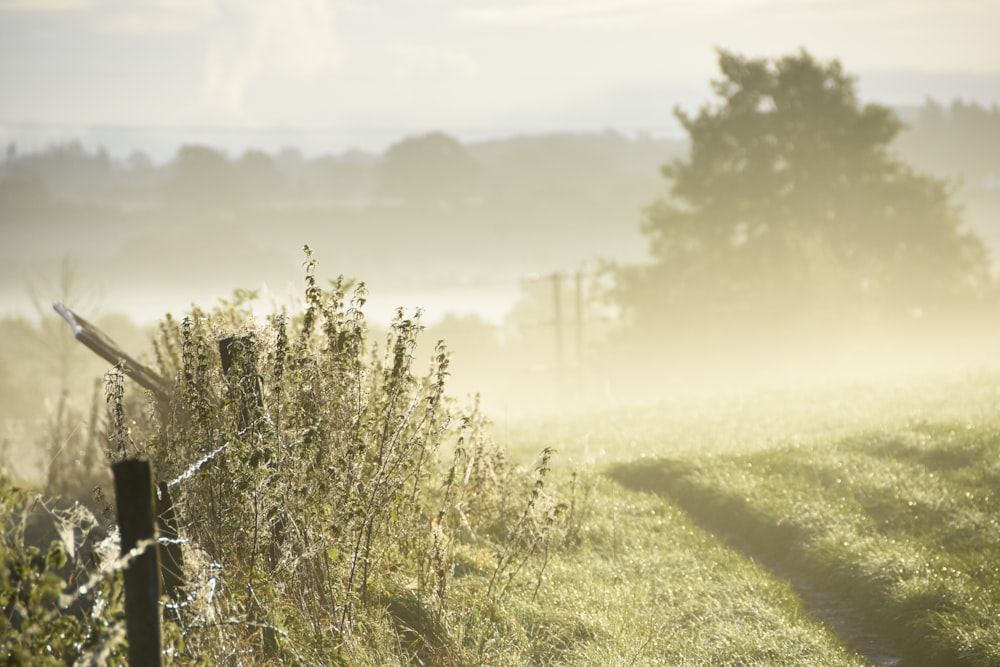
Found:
112,459 -> 163,667
219,335 -> 263,433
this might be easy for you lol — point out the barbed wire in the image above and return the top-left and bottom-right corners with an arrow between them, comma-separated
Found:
166,442 -> 230,489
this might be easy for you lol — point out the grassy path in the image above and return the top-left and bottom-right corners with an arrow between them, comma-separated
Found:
608,459 -> 908,665
503,372 -> 1000,665
478,478 -> 872,665
606,416 -> 1000,666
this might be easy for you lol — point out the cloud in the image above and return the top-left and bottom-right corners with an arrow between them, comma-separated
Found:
0,0 -> 220,33
457,0 -> 673,26
0,0 -> 95,10
99,2 -> 220,34
198,0 -> 342,120
456,0 -> 988,28
388,42 -> 478,81
0,0 -> 218,20
2,0 -> 344,120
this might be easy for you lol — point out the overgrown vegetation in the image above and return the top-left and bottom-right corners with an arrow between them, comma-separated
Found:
0,474 -> 125,665
10,303 -> 1000,663
139,250 -> 580,663
3,248 -> 587,665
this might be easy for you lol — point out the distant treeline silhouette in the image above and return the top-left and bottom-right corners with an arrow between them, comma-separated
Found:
0,129 -> 684,211
2,99 -> 997,213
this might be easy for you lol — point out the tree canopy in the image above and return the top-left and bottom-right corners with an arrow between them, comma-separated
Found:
376,131 -> 478,203
168,144 -> 243,210
620,50 -> 990,340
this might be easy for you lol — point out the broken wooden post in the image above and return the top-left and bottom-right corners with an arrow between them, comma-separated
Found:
54,303 -> 171,402
219,335 -> 263,433
112,459 -> 163,667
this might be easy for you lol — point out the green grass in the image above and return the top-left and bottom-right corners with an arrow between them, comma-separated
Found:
477,376 -> 1000,665
591,373 -> 1000,666
502,370 -> 1000,464
487,477 -> 869,666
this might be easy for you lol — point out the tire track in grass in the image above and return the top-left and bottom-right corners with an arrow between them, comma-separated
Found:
607,460 -> 906,667
714,525 -> 903,667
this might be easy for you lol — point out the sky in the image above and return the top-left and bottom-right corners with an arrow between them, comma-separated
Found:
1,0 -> 999,159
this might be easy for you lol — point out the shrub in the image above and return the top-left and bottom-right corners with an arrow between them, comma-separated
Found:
102,246 -> 581,664
0,472 -> 125,665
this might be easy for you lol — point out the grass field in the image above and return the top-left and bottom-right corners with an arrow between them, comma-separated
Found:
6,363 -> 1000,665
494,371 -> 1000,665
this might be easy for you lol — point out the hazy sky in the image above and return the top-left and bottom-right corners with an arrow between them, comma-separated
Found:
1,0 -> 999,155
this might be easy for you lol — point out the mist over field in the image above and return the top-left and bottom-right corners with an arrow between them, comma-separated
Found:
1,2 -> 998,428
6,3 -> 1000,664
3,97 -> 1000,422
0,1 -> 998,467
0,130 -> 672,320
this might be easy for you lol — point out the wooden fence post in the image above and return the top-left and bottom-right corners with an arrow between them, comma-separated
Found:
219,335 -> 264,433
112,459 -> 163,667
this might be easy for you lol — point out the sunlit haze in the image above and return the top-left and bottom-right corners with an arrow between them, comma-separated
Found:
1,0 -> 1000,418
5,4 -> 1000,662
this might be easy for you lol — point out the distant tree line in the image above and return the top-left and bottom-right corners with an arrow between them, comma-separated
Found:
3,59 -> 1000,401
895,99 -> 1000,188
0,130 -> 683,214
2,99 -> 997,216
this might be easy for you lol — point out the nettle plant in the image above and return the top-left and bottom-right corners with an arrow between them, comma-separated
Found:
133,247 -> 578,663
0,470 -> 128,666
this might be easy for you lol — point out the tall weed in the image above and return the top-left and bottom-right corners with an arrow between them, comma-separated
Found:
116,247 -> 584,663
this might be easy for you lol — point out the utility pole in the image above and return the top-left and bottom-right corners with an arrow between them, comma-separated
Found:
574,270 -> 584,369
552,272 -> 564,386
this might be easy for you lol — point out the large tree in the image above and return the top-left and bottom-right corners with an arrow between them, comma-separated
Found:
620,50 -> 990,339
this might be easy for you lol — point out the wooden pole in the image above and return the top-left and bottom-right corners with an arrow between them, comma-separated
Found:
112,459 -> 163,667
53,303 -> 172,402
552,272 -> 564,386
574,270 -> 584,370
219,335 -> 263,433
